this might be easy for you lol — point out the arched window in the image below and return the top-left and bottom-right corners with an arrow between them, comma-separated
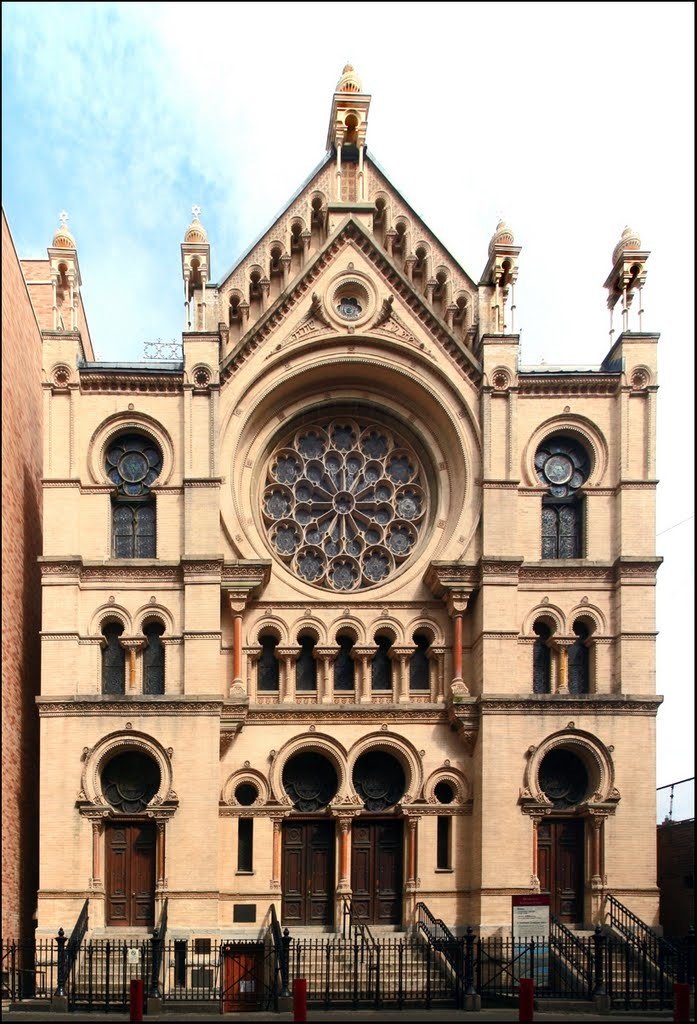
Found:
334,634 -> 355,691
258,633 -> 280,692
371,633 -> 393,691
101,621 -> 126,695
568,620 -> 590,695
296,634 -> 317,692
106,434 -> 162,558
532,621 -> 552,694
409,632 -> 431,690
143,621 -> 165,695
535,436 -> 589,559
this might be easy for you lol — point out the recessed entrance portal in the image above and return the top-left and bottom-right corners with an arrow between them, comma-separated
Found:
105,821 -> 156,926
537,818 -> 585,923
351,820 -> 403,925
281,820 -> 335,926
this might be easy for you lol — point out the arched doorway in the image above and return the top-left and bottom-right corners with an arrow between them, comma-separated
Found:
536,748 -> 588,923
102,750 -> 160,926
351,750 -> 406,925
281,752 -> 338,925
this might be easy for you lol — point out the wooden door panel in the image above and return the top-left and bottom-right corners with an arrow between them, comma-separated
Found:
536,819 -> 583,923
351,820 -> 403,925
222,946 -> 262,1012
131,824 -> 155,926
106,823 -> 155,927
282,821 -> 334,925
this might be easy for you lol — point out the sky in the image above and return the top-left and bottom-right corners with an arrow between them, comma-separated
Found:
2,2 -> 694,796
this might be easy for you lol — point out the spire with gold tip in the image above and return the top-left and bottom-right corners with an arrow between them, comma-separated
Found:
184,204 -> 208,244
53,210 -> 76,250
336,63 -> 362,94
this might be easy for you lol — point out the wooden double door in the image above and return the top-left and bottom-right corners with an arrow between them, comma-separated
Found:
282,821 -> 335,926
351,820 -> 403,925
105,822 -> 156,927
537,818 -> 584,923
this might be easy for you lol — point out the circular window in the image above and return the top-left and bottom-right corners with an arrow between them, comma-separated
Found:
283,752 -> 338,812
102,751 -> 160,813
353,751 -> 406,811
235,783 -> 258,806
539,748 -> 589,808
105,434 -> 162,497
434,781 -> 455,804
534,437 -> 590,499
262,416 -> 429,591
330,278 -> 372,324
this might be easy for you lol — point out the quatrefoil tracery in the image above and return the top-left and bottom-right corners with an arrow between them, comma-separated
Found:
262,418 -> 428,591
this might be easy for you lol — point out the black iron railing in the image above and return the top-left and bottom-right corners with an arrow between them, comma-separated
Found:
148,897 -> 168,1001
414,901 -> 469,1005
270,904 -> 290,1005
56,898 -> 88,1001
549,914 -> 593,997
607,893 -> 680,979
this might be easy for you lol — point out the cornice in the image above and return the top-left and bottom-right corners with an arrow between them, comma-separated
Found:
477,695 -> 663,715
219,218 -> 481,385
79,371 -> 184,394
517,375 -> 620,397
245,704 -> 449,725
36,696 -> 224,717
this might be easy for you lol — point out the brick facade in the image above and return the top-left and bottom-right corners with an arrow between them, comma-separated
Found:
11,71 -> 663,941
1,210 -> 43,940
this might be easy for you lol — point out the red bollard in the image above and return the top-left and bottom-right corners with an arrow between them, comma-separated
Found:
293,977 -> 307,1022
674,982 -> 690,1023
519,976 -> 534,1022
129,978 -> 144,1022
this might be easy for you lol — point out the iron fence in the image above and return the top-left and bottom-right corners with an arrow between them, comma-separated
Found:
2,924 -> 694,1011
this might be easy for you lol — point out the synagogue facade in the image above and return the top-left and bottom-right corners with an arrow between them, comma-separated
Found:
32,67 -> 662,939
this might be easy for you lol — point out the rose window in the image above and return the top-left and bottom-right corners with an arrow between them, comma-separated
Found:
262,418 -> 428,591
535,437 -> 589,499
105,434 -> 163,497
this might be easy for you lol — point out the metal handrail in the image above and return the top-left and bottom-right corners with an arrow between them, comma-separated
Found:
149,897 -> 168,1000
414,901 -> 464,987
270,904 -> 290,999
607,893 -> 680,975
65,899 -> 89,978
341,895 -> 378,955
550,914 -> 592,984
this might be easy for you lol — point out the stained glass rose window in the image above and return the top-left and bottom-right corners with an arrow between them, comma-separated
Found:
262,417 -> 428,590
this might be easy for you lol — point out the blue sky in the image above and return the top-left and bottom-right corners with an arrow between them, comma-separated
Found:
2,2 -> 694,788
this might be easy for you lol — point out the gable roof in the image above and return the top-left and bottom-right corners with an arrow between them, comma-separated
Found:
219,213 -> 481,385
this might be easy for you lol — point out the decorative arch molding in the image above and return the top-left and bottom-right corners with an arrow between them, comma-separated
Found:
522,603 -> 565,638
133,602 -> 176,635
566,603 -> 606,637
371,618 -> 403,645
520,728 -> 620,815
405,615 -> 443,645
221,767 -> 270,806
86,411 -> 175,487
78,730 -> 177,816
294,615 -> 325,645
248,613 -> 289,646
269,732 -> 349,807
89,603 -> 132,635
347,732 -> 423,805
423,766 -> 471,804
328,613 -> 366,645
521,415 -> 609,488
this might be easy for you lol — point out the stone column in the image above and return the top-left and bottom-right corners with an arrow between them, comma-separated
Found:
315,648 -> 335,704
91,820 -> 103,886
270,816 -> 285,890
353,648 -> 372,703
227,596 -> 246,696
278,648 -> 299,703
391,647 -> 411,702
530,815 -> 543,891
555,639 -> 573,694
427,646 -> 446,702
156,821 -> 166,888
246,648 -> 261,702
120,637 -> 145,693
404,816 -> 420,924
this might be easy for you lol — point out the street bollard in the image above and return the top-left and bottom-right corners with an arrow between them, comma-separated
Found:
519,976 -> 534,1022
129,977 -> 144,1022
673,982 -> 690,1023
293,977 -> 307,1022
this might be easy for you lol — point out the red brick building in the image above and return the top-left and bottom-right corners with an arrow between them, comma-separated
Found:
2,209 -> 43,939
